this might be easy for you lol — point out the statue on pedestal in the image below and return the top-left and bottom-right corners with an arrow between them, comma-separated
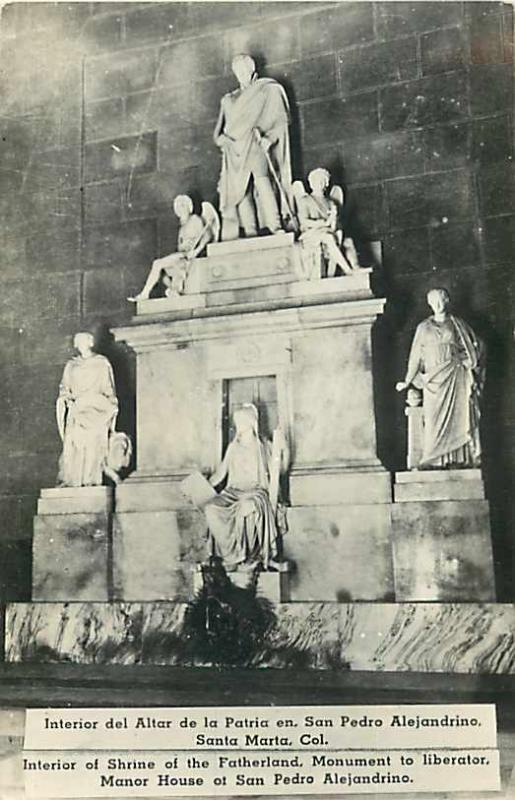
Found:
128,195 -> 219,302
396,288 -> 485,469
204,404 -> 289,572
56,332 -> 119,487
214,53 -> 293,240
292,168 -> 360,280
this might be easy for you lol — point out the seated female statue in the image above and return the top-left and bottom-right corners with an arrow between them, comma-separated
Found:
205,404 -> 288,572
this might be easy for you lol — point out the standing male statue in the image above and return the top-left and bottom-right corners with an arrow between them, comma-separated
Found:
213,53 -> 293,240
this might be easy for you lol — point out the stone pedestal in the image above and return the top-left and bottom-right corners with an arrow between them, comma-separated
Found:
32,487 -> 113,601
392,470 -> 495,601
113,242 -> 387,603
112,506 -> 207,601
116,297 -> 385,482
133,231 -> 374,317
394,468 -> 485,502
192,568 -> 290,603
405,405 -> 423,469
285,503 -> 394,602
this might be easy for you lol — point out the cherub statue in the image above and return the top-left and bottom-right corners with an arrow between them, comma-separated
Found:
128,195 -> 220,302
292,168 -> 360,280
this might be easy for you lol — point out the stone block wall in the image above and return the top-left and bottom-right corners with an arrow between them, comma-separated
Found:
0,1 -> 513,600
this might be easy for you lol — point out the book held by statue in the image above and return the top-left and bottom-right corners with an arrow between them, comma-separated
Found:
181,471 -> 217,507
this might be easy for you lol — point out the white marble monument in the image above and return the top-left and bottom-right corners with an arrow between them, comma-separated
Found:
12,237 -> 508,669
11,52 -> 511,675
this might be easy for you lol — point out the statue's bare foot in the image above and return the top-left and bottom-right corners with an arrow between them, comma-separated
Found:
165,288 -> 180,298
127,292 -> 148,303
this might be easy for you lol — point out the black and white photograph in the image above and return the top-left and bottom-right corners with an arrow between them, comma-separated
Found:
0,0 -> 514,797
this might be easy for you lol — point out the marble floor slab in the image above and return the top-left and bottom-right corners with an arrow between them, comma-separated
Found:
5,602 -> 515,673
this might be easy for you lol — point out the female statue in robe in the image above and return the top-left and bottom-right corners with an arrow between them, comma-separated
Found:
205,404 -> 288,571
56,332 -> 119,487
396,288 -> 485,468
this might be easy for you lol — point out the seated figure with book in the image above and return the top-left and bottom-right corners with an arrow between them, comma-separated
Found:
183,404 -> 289,572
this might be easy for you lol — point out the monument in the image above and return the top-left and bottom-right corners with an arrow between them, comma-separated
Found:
5,54 -> 513,675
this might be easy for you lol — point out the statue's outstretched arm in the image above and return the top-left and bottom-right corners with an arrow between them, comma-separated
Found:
397,326 -> 424,391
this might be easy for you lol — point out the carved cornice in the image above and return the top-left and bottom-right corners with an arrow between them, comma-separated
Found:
114,296 -> 386,351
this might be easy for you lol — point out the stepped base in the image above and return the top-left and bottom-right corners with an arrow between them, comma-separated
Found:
130,230 -> 375,316
5,601 -> 514,673
134,273 -> 373,316
32,473 -> 495,604
394,468 -> 484,502
37,486 -> 113,515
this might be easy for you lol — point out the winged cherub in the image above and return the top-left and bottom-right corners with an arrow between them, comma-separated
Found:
128,195 -> 220,302
292,168 -> 360,279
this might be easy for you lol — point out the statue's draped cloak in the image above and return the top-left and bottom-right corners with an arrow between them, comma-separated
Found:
205,433 -> 280,569
407,314 -> 484,466
58,354 -> 118,486
218,77 -> 291,215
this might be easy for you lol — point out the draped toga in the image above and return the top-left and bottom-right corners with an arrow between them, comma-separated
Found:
58,354 -> 118,486
204,435 -> 280,570
406,315 -> 484,466
217,77 -> 291,215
